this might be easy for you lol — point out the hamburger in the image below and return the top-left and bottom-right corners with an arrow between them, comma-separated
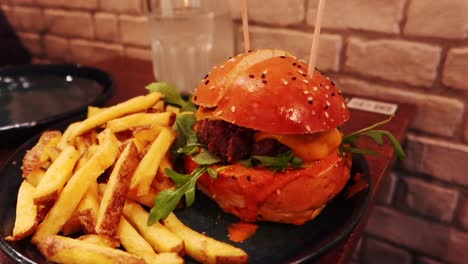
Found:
184,49 -> 352,225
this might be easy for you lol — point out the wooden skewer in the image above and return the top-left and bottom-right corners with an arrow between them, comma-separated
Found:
241,0 -> 250,52
308,0 -> 327,75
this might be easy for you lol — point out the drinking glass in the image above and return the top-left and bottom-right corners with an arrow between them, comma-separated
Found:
146,0 -> 215,94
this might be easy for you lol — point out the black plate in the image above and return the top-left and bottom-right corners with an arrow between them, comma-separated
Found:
0,132 -> 370,263
0,64 -> 114,147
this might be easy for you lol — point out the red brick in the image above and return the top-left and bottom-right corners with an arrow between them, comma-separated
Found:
13,6 -> 44,32
404,0 -> 468,39
345,38 -> 441,87
37,0 -> 98,10
70,39 -> 123,64
336,78 -> 464,138
447,229 -> 468,264
94,12 -> 119,42
399,177 -> 459,222
455,194 -> 468,230
99,0 -> 144,14
377,172 -> 397,205
443,47 -> 468,92
405,134 -> 468,187
119,15 -> 150,47
235,25 -> 342,72
307,0 -> 405,33
418,256 -> 445,264
43,35 -> 69,61
44,9 -> 94,39
366,206 -> 450,260
362,237 -> 412,264
229,0 -> 305,26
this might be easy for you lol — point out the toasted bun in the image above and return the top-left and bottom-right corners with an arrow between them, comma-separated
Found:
192,49 -> 349,134
186,152 -> 351,225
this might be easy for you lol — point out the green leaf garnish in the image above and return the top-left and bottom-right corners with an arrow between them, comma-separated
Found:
171,113 -> 199,156
146,82 -> 197,112
148,166 -> 207,225
247,151 -> 303,172
192,151 -> 221,165
342,116 -> 406,160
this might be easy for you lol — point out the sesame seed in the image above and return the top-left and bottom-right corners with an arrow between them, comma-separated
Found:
297,64 -> 302,68
205,80 -> 210,85
293,62 -> 297,66
216,110 -> 223,115
228,58 -> 236,62
262,80 -> 268,84
299,59 -> 306,64
210,85 -> 215,90
312,110 -> 316,115
248,49 -> 252,53
325,112 -> 329,118
303,79 -> 309,84
307,96 -> 313,101
203,74 -> 209,79
282,79 -> 289,85
220,65 -> 225,69
341,102 -> 346,109
231,106 -> 236,112
292,76 -> 297,80
261,73 -> 266,79
331,81 -> 336,86
249,74 -> 255,78
263,70 -> 269,75
276,189 -> 281,195
331,92 -> 336,96
298,69 -> 305,75
280,56 -> 286,58
326,101 -> 331,106
306,125 -> 311,132
304,90 -> 310,94
326,76 -> 330,80
325,94 -> 329,98
325,85 -> 330,90
313,86 -> 318,92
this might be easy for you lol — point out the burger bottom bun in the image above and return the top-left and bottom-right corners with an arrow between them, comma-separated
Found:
187,151 -> 352,225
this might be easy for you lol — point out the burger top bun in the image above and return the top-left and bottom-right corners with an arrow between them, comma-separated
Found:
192,49 -> 350,134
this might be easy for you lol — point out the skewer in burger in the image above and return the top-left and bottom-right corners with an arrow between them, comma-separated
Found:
185,49 -> 351,225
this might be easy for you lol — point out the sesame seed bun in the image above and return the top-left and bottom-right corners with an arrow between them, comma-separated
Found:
193,49 -> 349,134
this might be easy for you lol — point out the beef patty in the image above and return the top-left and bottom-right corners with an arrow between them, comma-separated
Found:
195,119 -> 289,162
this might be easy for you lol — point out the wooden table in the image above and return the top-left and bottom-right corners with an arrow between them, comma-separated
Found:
0,57 -> 414,264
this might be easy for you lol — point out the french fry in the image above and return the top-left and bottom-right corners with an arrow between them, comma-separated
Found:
106,112 -> 174,133
58,122 -> 80,150
24,168 -> 45,187
96,141 -> 139,239
162,213 -> 248,264
6,181 -> 37,241
33,145 -> 80,205
165,105 -> 181,115
118,217 -> 184,264
78,234 -> 119,248
122,201 -> 184,254
133,126 -> 162,154
62,210 -> 82,236
87,106 -> 106,118
130,127 -> 175,196
60,92 -> 163,145
152,100 -> 165,111
98,183 -> 158,208
77,181 -> 100,234
152,155 -> 176,192
22,130 -> 62,177
33,129 -> 120,242
36,235 -> 145,264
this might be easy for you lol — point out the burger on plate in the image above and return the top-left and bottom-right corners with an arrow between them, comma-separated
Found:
184,49 -> 351,225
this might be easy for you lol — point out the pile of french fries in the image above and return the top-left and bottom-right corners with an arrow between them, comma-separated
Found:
6,92 -> 248,264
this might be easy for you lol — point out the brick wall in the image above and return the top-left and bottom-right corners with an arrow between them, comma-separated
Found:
2,0 -> 468,263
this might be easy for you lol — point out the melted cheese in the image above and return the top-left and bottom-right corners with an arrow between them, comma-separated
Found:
255,129 -> 342,162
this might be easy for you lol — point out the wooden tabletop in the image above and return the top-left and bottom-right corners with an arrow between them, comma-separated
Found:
0,57 -> 414,264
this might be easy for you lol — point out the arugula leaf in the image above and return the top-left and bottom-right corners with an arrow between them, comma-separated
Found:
192,151 -> 221,165
146,82 -> 197,112
251,151 -> 303,172
171,113 -> 199,156
148,166 -> 207,225
341,116 -> 406,160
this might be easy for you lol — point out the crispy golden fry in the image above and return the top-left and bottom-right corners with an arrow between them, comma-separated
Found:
152,100 -> 165,111
57,122 -> 80,150
162,213 -> 248,264
118,217 -> 184,264
74,145 -> 98,173
106,112 -> 174,133
165,105 -> 181,115
36,235 -> 145,264
87,106 -> 106,118
96,141 -> 139,239
22,130 -> 62,177
59,92 -> 163,146
78,234 -> 119,248
24,168 -> 45,187
152,155 -> 176,192
33,129 -> 120,242
6,181 -> 37,241
75,130 -> 98,154
123,201 -> 184,254
133,126 -> 162,154
77,181 -> 100,234
99,183 -> 158,208
62,210 -> 82,236
33,146 -> 80,205
130,127 -> 175,196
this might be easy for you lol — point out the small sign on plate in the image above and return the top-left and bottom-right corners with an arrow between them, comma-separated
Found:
347,97 -> 398,115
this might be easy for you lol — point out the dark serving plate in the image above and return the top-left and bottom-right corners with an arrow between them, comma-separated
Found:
0,64 -> 114,147
0,126 -> 371,264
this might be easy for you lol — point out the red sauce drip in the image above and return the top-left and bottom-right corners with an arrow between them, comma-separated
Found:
228,222 -> 258,242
